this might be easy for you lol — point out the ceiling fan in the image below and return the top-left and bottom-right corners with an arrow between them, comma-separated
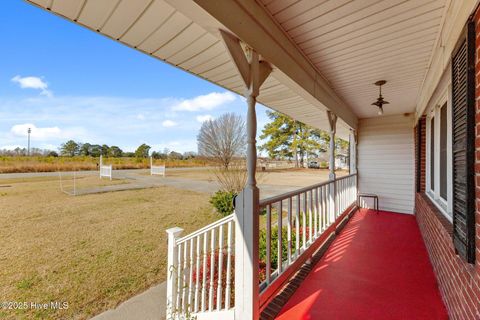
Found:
371,80 -> 389,115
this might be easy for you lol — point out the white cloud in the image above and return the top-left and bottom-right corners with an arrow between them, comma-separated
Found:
11,75 -> 52,97
196,115 -> 214,123
11,123 -> 60,139
136,113 -> 146,120
161,120 -> 177,128
0,92 -> 251,152
172,92 -> 236,112
9,123 -> 90,142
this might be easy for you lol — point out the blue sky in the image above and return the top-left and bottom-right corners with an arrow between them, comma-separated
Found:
0,0 -> 270,153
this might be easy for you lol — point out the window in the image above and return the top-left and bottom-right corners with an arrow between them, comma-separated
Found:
426,97 -> 451,221
440,104 -> 447,200
430,117 -> 435,192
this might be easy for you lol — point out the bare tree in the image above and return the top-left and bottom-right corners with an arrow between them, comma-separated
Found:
197,113 -> 246,169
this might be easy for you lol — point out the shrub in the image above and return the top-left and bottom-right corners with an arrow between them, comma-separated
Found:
259,225 -> 297,270
210,191 -> 236,217
211,165 -> 247,193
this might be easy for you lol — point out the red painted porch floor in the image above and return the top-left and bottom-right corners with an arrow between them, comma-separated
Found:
275,209 -> 448,320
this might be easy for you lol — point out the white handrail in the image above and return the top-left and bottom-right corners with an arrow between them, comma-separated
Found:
177,214 -> 234,244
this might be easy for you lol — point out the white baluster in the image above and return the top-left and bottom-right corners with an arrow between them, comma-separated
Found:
287,198 -> 292,264
201,232 -> 208,312
194,236 -> 201,313
266,205 -> 271,284
314,188 -> 318,238
320,186 -> 325,231
177,243 -> 183,313
209,229 -> 216,311
302,193 -> 306,250
225,221 -> 233,309
188,238 -> 194,313
339,180 -> 342,214
277,201 -> 283,274
309,191 -> 313,244
217,225 -> 224,311
295,195 -> 300,257
182,241 -> 188,312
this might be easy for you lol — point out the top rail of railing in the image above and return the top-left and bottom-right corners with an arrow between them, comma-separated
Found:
176,213 -> 234,244
259,173 -> 357,207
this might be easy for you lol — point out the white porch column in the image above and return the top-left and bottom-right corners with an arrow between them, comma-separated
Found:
327,111 -> 337,219
221,30 -> 271,320
349,129 -> 357,174
327,111 -> 337,179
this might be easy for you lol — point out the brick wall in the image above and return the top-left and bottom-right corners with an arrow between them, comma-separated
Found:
414,7 -> 480,320
416,194 -> 480,319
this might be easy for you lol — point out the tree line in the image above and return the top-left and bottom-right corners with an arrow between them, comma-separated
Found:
0,147 -> 58,157
59,140 -> 196,159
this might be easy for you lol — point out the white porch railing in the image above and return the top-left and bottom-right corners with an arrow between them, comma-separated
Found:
166,173 -> 357,320
258,173 -> 357,308
166,215 -> 235,320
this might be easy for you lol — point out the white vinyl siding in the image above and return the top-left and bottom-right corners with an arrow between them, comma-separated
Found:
358,114 -> 415,214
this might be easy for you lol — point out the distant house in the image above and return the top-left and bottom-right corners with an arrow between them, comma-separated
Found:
313,150 -> 349,169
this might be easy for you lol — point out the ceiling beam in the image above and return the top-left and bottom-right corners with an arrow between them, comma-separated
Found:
189,0 -> 358,130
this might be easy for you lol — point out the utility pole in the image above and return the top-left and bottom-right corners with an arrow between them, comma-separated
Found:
27,127 -> 31,156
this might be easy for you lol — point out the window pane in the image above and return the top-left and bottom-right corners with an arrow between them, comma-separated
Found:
440,104 -> 447,200
430,117 -> 435,191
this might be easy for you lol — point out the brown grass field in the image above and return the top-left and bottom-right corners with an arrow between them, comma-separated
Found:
0,176 -> 217,319
167,167 -> 348,188
0,156 -> 214,173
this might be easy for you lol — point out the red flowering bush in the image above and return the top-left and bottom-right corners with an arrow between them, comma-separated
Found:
191,249 -> 235,308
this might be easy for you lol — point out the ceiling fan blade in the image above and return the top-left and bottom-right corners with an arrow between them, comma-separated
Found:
383,101 -> 390,104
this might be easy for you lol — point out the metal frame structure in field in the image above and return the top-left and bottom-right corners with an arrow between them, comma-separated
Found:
99,155 -> 112,180
150,157 -> 166,176
59,171 -> 77,196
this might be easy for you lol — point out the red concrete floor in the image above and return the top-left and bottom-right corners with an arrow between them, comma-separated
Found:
276,209 -> 448,320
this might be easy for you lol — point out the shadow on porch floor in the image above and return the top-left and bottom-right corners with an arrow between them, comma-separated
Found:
275,209 -> 448,320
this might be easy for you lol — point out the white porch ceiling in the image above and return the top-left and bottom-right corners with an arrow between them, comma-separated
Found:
25,0 -> 357,140
25,0 -> 448,137
259,0 -> 448,118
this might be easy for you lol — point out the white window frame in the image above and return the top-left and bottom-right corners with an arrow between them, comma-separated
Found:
425,87 -> 453,222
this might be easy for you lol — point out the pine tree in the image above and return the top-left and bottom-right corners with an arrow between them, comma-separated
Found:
259,111 -> 347,167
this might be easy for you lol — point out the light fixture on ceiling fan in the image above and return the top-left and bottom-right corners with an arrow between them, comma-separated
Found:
371,80 -> 389,115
